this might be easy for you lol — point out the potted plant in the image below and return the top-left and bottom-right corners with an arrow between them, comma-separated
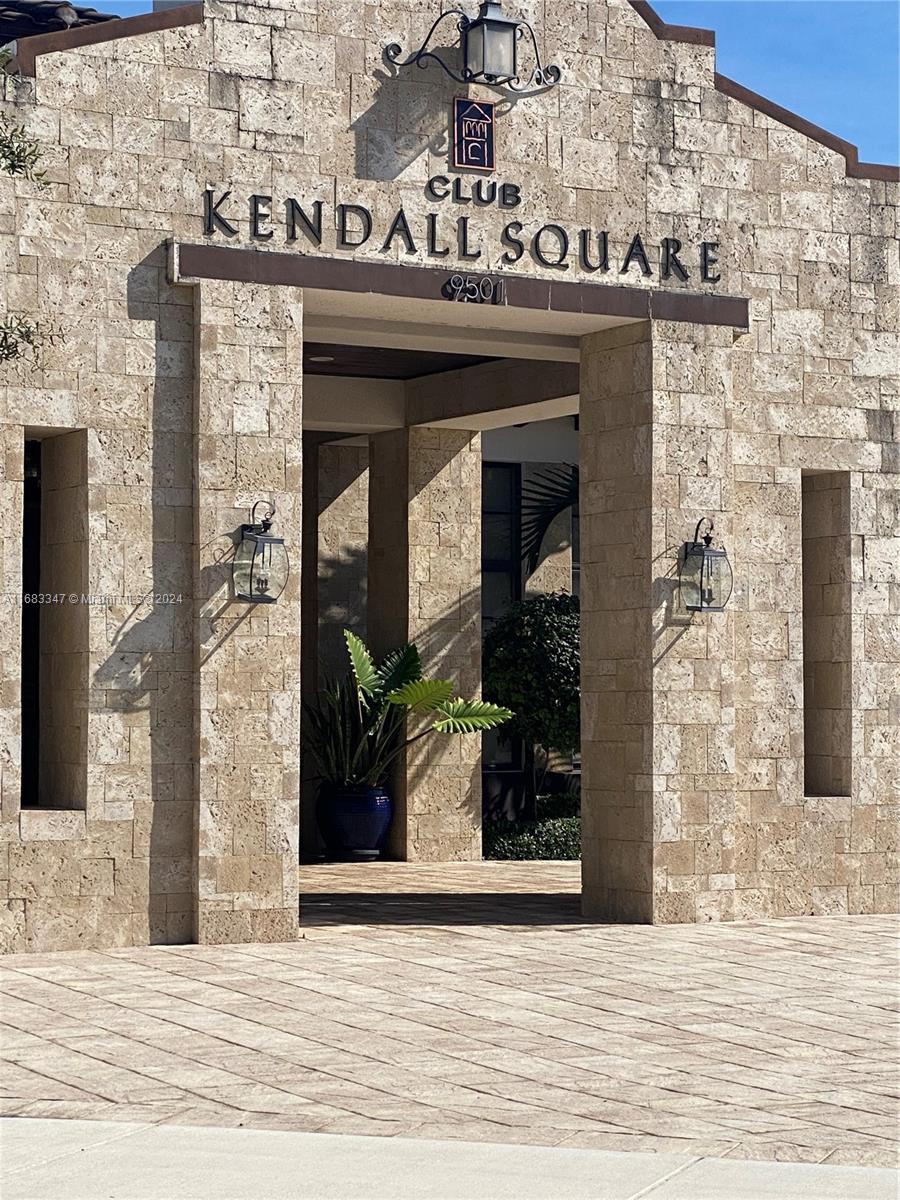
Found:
304,630 -> 513,859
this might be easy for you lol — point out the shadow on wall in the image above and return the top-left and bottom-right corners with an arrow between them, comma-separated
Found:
300,441 -> 370,861
351,52 -> 452,182
351,38 -> 512,182
317,545 -> 368,681
652,543 -> 693,667
89,249 -> 198,944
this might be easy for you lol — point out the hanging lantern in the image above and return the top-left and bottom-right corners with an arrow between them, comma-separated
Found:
232,501 -> 289,604
680,518 -> 733,612
385,0 -> 561,92
463,1 -> 519,84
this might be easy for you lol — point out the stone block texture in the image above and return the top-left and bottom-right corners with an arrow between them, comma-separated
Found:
191,277 -> 302,945
0,0 -> 896,947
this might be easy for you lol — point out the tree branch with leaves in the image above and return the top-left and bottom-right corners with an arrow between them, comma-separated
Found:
0,110 -> 52,366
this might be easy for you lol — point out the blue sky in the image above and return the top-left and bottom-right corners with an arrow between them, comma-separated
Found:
109,0 -> 899,164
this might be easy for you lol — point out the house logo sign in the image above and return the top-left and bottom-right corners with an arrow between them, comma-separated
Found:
453,98 -> 496,172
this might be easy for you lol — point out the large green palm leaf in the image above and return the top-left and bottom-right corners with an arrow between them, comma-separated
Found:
388,678 -> 453,711
377,643 -> 422,696
344,629 -> 379,696
431,698 -> 514,734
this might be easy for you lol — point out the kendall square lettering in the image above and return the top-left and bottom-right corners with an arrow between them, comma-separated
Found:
202,183 -> 722,284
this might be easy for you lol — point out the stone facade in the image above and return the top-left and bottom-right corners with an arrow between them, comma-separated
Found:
0,0 -> 896,949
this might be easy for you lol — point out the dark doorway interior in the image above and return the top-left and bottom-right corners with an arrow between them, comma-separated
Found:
21,438 -> 41,806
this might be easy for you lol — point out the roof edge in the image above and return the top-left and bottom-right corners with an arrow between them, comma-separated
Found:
716,73 -> 900,184
10,2 -> 204,76
627,0 -> 715,47
629,0 -> 899,184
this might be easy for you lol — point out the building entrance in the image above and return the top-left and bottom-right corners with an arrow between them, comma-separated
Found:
298,313 -> 582,910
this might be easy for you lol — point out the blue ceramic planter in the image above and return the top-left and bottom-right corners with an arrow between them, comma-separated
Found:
317,785 -> 393,860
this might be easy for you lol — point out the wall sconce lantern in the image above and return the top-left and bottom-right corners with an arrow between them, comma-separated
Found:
680,518 -> 733,612
233,501 -> 289,604
386,1 -> 561,92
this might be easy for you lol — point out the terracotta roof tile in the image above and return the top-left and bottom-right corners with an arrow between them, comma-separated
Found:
1,0 -> 118,42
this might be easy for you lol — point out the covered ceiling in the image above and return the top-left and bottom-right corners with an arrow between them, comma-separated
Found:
302,341 -> 497,380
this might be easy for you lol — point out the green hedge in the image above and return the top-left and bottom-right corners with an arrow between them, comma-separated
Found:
484,814 -> 581,861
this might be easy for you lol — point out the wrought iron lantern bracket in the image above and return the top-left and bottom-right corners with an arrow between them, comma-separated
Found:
385,3 -> 561,93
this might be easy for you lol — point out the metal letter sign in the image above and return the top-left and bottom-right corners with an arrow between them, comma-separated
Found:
453,98 -> 495,172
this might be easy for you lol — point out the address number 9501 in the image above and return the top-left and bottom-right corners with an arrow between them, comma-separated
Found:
442,274 -> 506,304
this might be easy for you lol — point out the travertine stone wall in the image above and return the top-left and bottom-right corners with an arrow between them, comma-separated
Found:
580,324 -> 654,920
2,233 -> 197,950
581,320 -> 737,923
192,277 -> 302,945
0,0 -> 896,946
368,427 -> 482,861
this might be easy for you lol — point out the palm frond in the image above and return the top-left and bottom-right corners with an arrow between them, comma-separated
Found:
431,698 -> 514,734
377,643 -> 422,696
344,628 -> 379,696
388,678 -> 454,712
521,463 -> 578,576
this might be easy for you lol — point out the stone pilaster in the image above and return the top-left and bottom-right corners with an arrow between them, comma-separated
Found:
580,321 -> 737,923
193,279 -> 302,944
368,427 -> 482,862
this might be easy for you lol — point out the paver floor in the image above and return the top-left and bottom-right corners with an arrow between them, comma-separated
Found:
1,862 -> 898,1169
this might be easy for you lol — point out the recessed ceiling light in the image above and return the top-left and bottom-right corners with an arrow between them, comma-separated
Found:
308,355 -> 335,363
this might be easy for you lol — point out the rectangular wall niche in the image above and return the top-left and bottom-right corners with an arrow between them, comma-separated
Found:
801,472 -> 852,798
21,431 -> 89,809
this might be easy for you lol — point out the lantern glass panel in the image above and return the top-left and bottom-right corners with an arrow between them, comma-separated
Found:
482,18 -> 516,78
465,3 -> 517,81
681,542 -> 733,612
464,20 -> 486,77
232,533 -> 256,601
700,547 -> 732,611
680,545 -> 704,611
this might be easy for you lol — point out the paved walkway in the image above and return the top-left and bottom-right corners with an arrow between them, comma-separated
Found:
1,863 -> 898,1173
3,1118 -> 897,1200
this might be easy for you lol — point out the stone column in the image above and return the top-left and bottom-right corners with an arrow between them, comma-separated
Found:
193,280 -> 302,944
368,427 -> 482,861
580,321 -> 736,923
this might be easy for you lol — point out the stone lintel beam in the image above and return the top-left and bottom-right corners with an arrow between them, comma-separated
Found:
406,359 -> 580,431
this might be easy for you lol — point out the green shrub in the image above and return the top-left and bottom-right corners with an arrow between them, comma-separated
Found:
535,792 -> 580,820
484,814 -> 581,861
483,592 -> 580,816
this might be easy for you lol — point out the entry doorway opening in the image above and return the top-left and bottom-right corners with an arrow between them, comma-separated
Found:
480,420 -> 582,866
300,335 -> 582,888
